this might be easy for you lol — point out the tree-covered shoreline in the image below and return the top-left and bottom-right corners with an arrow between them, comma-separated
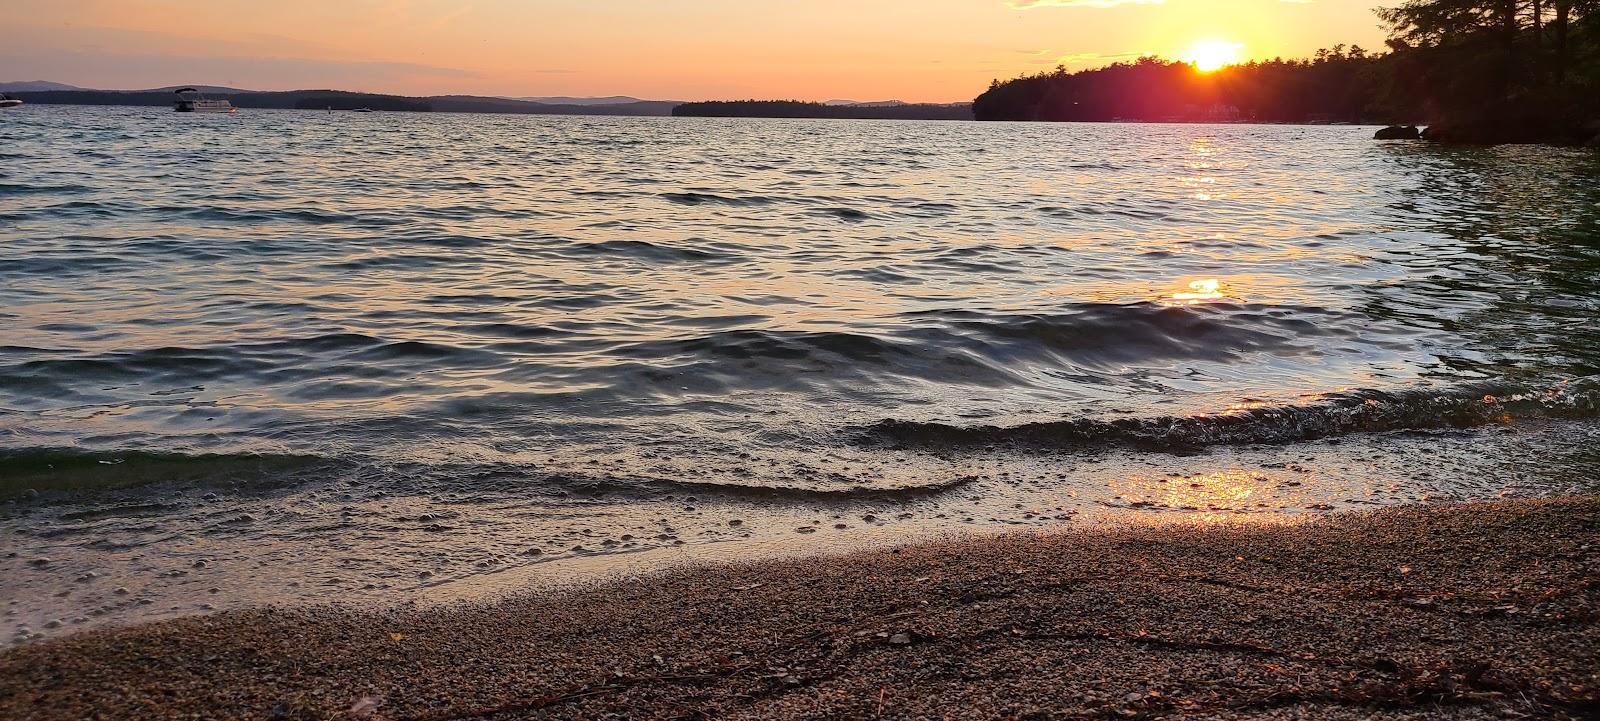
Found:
673,100 -> 973,120
975,0 -> 1599,145
974,48 -> 1394,125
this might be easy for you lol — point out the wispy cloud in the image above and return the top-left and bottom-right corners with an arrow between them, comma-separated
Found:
1010,0 -> 1165,9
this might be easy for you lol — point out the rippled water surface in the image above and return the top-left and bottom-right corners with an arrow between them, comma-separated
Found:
3,106 -> 1599,642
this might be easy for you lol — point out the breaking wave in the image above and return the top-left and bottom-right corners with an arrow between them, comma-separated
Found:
860,377 -> 1600,453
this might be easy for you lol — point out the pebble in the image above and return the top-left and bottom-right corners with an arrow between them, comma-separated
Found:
889,632 -> 912,646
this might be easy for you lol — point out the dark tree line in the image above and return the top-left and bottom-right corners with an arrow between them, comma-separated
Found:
974,49 -> 1390,124
975,0 -> 1600,143
673,100 -> 974,120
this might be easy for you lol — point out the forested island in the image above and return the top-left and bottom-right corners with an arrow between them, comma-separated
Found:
673,100 -> 973,120
975,0 -> 1599,145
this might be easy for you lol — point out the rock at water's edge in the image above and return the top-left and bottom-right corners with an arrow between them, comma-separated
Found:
1374,125 -> 1421,140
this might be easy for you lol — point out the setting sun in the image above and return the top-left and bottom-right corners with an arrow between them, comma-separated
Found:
1185,40 -> 1245,72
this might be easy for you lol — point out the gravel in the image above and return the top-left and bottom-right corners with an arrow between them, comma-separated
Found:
2,496 -> 1597,720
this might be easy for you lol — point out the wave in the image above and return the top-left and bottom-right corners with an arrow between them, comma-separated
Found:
562,238 -> 737,263
859,377 -> 1600,453
660,191 -> 779,207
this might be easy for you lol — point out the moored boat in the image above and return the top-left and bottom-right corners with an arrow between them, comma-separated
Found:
173,88 -> 235,114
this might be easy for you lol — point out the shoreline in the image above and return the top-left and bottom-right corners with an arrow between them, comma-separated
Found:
3,496 -> 1596,720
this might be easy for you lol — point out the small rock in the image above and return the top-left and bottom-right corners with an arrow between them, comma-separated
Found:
27,558 -> 51,567
113,587 -> 130,596
1374,125 -> 1421,140
888,632 -> 912,646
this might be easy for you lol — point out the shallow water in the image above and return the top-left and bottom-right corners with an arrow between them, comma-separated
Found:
3,107 -> 1599,643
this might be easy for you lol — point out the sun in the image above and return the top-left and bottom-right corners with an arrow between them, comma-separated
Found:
1184,40 -> 1244,72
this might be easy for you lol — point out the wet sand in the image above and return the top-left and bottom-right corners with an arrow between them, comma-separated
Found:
3,496 -> 1597,720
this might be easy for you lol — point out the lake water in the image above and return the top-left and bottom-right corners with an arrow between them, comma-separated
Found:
3,106 -> 1598,643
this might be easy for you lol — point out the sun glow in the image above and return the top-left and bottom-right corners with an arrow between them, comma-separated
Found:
1185,40 -> 1244,72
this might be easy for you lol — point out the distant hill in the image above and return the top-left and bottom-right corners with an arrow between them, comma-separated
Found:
0,81 -> 83,92
5,83 -> 973,121
7,89 -> 432,112
432,96 -> 679,115
136,85 -> 263,94
674,100 -> 973,121
510,95 -> 679,106
4,87 -> 682,116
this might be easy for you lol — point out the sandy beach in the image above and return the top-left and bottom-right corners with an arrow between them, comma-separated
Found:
2,496 -> 1596,720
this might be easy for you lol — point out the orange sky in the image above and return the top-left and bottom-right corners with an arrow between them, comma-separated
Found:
5,0 -> 1390,101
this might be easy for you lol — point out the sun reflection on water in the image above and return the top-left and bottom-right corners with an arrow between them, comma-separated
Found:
1170,278 -> 1227,303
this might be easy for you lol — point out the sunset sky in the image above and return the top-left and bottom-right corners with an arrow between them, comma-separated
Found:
6,0 -> 1389,101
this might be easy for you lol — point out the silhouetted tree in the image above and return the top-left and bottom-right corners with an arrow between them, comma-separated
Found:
1377,0 -> 1599,141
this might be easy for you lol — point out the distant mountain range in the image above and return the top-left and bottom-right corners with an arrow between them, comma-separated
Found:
0,80 -> 968,119
0,83 -> 684,116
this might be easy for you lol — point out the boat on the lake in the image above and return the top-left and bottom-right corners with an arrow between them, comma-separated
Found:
173,88 -> 236,114
0,94 -> 22,109
352,107 -> 375,113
